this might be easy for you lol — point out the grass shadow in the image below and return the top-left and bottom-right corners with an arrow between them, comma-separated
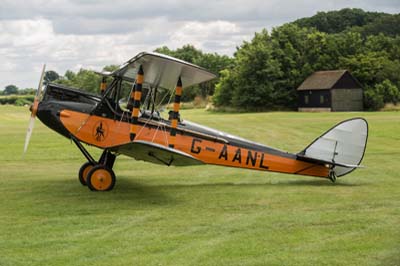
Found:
36,176 -> 175,207
133,178 -> 363,190
28,175 -> 363,211
269,179 -> 363,187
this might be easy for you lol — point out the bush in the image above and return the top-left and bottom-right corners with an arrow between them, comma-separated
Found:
213,69 -> 234,106
376,79 -> 399,104
364,87 -> 384,110
0,95 -> 34,105
15,98 -> 33,106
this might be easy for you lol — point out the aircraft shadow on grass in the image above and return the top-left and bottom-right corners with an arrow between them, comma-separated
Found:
54,175 -> 362,196
48,177 -> 174,206
25,175 -> 363,214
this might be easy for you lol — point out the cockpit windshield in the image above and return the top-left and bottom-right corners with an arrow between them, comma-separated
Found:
115,80 -> 173,122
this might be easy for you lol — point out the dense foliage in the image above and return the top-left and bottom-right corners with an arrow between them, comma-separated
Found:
154,45 -> 234,101
0,95 -> 35,106
214,8 -> 400,110
0,85 -> 36,105
55,69 -> 103,93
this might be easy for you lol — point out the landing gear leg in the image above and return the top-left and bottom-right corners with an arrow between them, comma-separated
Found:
329,170 -> 337,183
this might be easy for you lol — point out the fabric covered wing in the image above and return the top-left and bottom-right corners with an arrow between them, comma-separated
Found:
111,140 -> 204,166
112,52 -> 217,90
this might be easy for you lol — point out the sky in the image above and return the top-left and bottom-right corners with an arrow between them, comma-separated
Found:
0,0 -> 399,90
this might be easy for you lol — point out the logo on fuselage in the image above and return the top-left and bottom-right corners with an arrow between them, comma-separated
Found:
93,120 -> 108,142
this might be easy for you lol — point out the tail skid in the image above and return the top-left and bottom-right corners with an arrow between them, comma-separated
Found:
297,118 -> 368,179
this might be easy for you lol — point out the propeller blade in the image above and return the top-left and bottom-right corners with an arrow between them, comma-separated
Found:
23,64 -> 46,155
23,116 -> 36,154
36,64 -> 46,99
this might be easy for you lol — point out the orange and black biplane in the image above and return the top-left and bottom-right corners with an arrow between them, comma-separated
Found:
24,52 -> 368,191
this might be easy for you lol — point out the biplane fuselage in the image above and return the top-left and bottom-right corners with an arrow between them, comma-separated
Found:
29,52 -> 368,191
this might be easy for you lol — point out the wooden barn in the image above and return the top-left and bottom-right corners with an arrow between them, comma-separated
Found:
297,70 -> 363,112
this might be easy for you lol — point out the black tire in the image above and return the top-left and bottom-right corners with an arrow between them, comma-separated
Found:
86,165 -> 116,191
78,162 -> 94,186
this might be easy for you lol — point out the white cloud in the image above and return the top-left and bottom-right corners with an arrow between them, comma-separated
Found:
0,18 -> 254,88
169,21 -> 250,54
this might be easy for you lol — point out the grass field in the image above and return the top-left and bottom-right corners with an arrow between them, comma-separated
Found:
0,105 -> 399,266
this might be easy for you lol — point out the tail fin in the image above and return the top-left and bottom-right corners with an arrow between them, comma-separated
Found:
297,118 -> 368,178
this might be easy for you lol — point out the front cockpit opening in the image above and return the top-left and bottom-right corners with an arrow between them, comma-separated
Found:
43,83 -> 100,105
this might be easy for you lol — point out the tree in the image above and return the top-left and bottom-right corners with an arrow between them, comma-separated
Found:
4,85 -> 18,95
364,86 -> 384,110
18,88 -> 36,95
55,69 -> 101,93
339,52 -> 400,89
155,45 -> 234,101
102,65 -> 119,72
154,46 -> 175,57
174,45 -> 203,63
294,8 -> 387,34
270,24 -> 317,107
357,14 -> 400,37
230,29 -> 283,109
375,79 -> 399,104
44,70 -> 60,85
213,69 -> 234,106
193,52 -> 234,98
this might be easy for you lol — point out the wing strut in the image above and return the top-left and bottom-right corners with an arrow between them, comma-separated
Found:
169,77 -> 182,148
100,76 -> 107,95
130,65 -> 144,141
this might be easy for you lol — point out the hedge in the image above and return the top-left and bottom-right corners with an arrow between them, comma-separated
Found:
0,95 -> 35,106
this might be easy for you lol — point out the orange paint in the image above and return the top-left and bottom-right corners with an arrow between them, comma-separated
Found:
89,169 -> 113,191
171,119 -> 178,128
31,99 -> 39,117
175,86 -> 182,95
134,90 -> 142,101
136,74 -> 143,84
82,164 -> 93,184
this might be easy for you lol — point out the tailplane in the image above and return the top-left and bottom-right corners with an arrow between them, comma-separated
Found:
297,118 -> 368,180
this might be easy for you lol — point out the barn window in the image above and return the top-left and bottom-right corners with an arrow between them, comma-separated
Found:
320,95 -> 324,104
305,95 -> 309,104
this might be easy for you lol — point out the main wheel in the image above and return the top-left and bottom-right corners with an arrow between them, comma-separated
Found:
78,162 -> 94,186
86,165 -> 116,191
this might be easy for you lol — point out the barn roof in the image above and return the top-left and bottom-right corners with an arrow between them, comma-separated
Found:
297,70 -> 349,91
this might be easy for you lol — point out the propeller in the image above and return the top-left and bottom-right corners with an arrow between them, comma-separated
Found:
23,64 -> 46,154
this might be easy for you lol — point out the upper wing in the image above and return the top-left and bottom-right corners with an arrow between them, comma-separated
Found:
110,140 -> 204,166
111,52 -> 217,90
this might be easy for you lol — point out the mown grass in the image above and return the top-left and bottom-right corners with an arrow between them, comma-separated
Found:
0,105 -> 399,266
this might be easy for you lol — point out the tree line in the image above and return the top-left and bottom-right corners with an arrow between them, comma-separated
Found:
214,8 -> 400,110
3,8 -> 399,110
